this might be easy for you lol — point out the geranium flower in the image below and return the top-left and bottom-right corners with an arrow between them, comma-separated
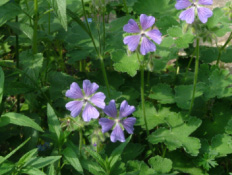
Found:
175,0 -> 213,24
99,100 -> 136,142
123,14 -> 162,56
65,80 -> 106,122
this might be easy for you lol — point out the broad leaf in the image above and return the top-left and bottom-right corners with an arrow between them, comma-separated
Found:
26,156 -> 61,169
0,113 -> 43,132
148,155 -> 172,174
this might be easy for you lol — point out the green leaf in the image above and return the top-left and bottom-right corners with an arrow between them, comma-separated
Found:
20,52 -> 43,85
207,8 -> 230,29
109,135 -> 131,168
47,164 -> 55,175
0,0 -> 9,6
26,156 -> 61,169
204,69 -> 232,99
149,83 -> 175,104
81,159 -> 106,175
211,134 -> 232,157
7,22 -> 33,40
47,103 -> 61,140
109,16 -> 132,32
225,119 -> 232,135
148,114 -> 202,156
134,103 -> 170,130
84,147 -> 106,170
175,34 -> 194,48
21,167 -> 46,175
17,148 -> 38,166
174,83 -> 206,110
122,143 -> 144,161
167,26 -> 183,37
0,162 -> 14,175
148,155 -> 172,173
111,50 -> 140,77
63,147 -> 83,174
48,0 -> 67,31
126,160 -> 155,175
0,67 -> 4,105
133,0 -> 170,14
0,137 -> 30,164
0,113 -> 43,132
4,82 -> 34,95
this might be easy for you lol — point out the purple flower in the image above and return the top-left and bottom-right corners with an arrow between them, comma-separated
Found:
65,80 -> 106,122
99,100 -> 136,142
175,0 -> 213,24
123,14 -> 162,56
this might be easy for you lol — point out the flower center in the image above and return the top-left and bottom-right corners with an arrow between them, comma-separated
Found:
191,2 -> 197,7
141,33 -> 146,37
83,97 -> 89,103
115,119 -> 120,124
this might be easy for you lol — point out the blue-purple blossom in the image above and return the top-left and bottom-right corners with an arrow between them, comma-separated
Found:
65,80 -> 106,122
175,0 -> 213,24
99,100 -> 136,143
123,14 -> 162,56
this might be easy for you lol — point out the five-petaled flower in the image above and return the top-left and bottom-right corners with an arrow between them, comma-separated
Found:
65,80 -> 106,122
123,14 -> 162,56
99,100 -> 136,142
175,0 -> 213,24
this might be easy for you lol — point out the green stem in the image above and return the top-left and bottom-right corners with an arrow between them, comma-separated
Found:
122,0 -> 129,14
81,0 -> 110,97
184,48 -> 196,80
15,9 -> 20,113
147,71 -> 150,87
216,32 -> 232,66
48,7 -> 51,34
102,8 -> 106,52
79,129 -> 83,155
189,38 -> 200,114
33,0 -> 38,54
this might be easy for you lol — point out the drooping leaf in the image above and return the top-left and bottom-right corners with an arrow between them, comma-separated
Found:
7,22 -> 33,40
148,114 -> 202,156
47,103 -> 61,140
0,113 -> 43,132
63,147 -> 83,174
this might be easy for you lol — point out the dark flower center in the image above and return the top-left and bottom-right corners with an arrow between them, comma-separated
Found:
141,33 -> 146,37
191,3 -> 197,7
83,98 -> 88,103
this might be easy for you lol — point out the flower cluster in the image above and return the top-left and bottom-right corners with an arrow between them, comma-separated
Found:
65,80 -> 136,142
175,0 -> 213,24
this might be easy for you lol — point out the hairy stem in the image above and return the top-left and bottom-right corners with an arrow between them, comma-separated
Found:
189,38 -> 200,114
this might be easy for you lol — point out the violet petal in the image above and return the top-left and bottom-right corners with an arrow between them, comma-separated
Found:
119,100 -> 135,118
175,0 -> 192,10
65,101 -> 83,117
103,100 -> 117,118
110,124 -> 125,142
198,0 -> 213,5
122,117 -> 136,134
90,92 -> 106,109
140,14 -> 155,31
82,103 -> 99,122
140,36 -> 156,55
65,82 -> 83,99
99,118 -> 115,133
179,7 -> 195,24
123,19 -> 140,33
83,80 -> 99,96
197,7 -> 213,23
123,35 -> 141,52
146,29 -> 162,45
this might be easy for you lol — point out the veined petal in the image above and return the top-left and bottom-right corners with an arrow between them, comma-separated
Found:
65,101 -> 83,117
119,100 -> 135,118
198,0 -> 213,5
99,118 -> 115,133
90,92 -> 106,109
123,19 -> 140,33
140,36 -> 156,55
179,7 -> 195,24
82,103 -> 99,122
140,14 -> 155,31
122,117 -> 136,134
197,7 -> 213,23
146,29 -> 162,45
175,0 -> 192,10
103,100 -> 117,118
110,124 -> 125,142
123,35 -> 141,52
65,82 -> 83,99
83,80 -> 99,96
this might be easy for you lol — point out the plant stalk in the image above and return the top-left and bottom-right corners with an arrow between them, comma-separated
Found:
216,32 -> 232,66
122,0 -> 129,14
79,129 -> 83,155
189,38 -> 200,114
33,0 -> 38,54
